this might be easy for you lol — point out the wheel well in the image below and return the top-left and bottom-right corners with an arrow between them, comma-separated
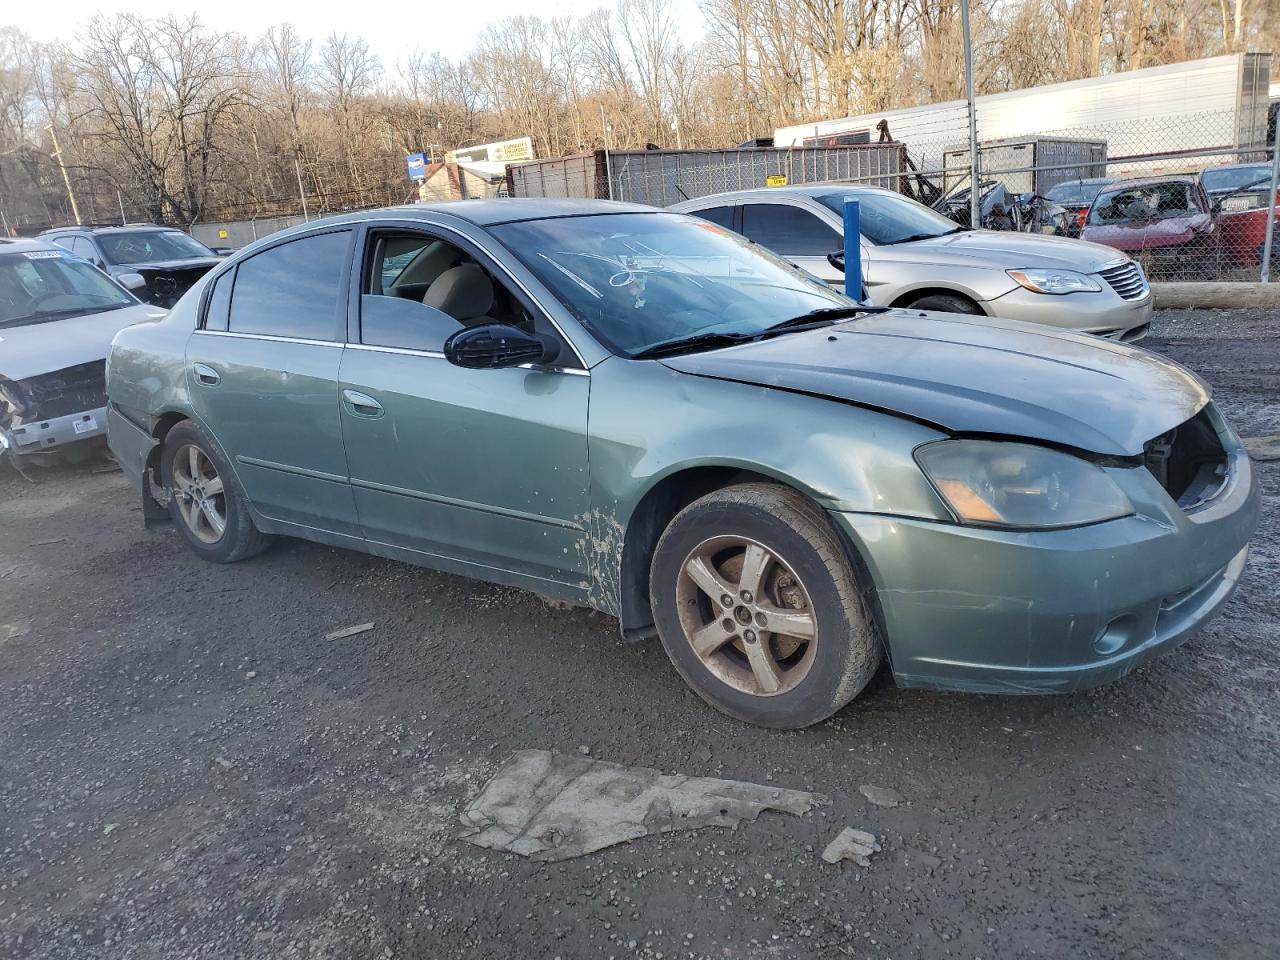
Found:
617,467 -> 802,638
147,413 -> 188,479
890,288 -> 986,314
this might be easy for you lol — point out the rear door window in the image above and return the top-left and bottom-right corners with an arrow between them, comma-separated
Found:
740,204 -> 841,257
71,238 -> 98,262
227,231 -> 350,341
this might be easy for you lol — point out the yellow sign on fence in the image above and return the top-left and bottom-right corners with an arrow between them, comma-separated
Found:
765,174 -> 788,187
218,229 -> 229,239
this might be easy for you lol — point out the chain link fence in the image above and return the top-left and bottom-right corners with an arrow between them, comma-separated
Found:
188,106 -> 1278,283
503,106 -> 1278,283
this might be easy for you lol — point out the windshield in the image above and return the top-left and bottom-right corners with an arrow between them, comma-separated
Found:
816,190 -> 960,244
1088,182 -> 1202,225
489,212 -> 855,357
98,230 -> 215,265
1045,180 -> 1111,204
1200,165 -> 1271,194
0,251 -> 134,328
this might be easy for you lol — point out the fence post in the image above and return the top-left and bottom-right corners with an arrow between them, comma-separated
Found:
1261,141 -> 1279,284
843,200 -> 862,301
960,0 -> 980,229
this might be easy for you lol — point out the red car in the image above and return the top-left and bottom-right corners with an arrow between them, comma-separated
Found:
1200,163 -> 1279,266
1080,176 -> 1216,279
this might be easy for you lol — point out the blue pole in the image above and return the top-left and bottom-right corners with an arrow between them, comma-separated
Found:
843,199 -> 861,301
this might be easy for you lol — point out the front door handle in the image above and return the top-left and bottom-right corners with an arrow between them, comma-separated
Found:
342,388 -> 384,418
192,362 -> 220,386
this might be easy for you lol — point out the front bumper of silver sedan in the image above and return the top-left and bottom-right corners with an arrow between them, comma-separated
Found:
985,283 -> 1153,342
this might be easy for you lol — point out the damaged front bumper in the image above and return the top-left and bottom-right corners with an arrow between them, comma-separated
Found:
1,405 -> 107,455
833,448 -> 1260,694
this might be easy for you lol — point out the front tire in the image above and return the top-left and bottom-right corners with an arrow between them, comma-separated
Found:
650,483 -> 881,728
161,420 -> 271,563
907,292 -> 982,315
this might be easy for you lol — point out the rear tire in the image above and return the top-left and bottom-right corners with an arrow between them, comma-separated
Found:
650,483 -> 880,728
906,292 -> 982,315
161,420 -> 271,563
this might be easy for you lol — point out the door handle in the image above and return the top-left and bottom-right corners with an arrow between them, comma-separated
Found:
342,389 -> 384,418
192,362 -> 220,386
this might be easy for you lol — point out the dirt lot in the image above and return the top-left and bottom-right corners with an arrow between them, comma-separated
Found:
2,309 -> 1277,960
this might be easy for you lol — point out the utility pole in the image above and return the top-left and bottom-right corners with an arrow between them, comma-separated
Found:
600,105 -> 614,201
294,157 -> 310,222
960,0 -> 980,230
117,190 -> 127,225
46,124 -> 82,225
672,119 -> 683,150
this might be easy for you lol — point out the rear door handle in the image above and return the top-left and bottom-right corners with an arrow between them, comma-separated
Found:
192,362 -> 220,386
342,389 -> 384,418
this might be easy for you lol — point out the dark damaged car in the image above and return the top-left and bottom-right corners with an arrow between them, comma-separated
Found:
1,239 -> 163,460
41,224 -> 223,308
106,201 -> 1259,728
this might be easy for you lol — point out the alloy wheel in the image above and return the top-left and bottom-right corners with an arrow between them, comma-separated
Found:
171,443 -> 227,544
674,535 -> 817,696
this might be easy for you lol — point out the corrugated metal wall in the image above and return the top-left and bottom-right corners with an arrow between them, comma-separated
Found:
507,145 -> 905,206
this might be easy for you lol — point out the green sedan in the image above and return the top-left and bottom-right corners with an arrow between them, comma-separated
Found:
105,200 -> 1259,728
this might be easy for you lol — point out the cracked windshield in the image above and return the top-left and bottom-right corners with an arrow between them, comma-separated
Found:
492,212 -> 854,356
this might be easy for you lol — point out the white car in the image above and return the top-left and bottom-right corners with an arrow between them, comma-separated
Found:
671,185 -> 1152,342
0,239 -> 163,461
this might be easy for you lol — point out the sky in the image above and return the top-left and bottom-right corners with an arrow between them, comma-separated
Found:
4,0 -> 708,65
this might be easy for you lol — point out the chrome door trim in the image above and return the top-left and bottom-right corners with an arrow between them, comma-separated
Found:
344,341 -> 589,376
192,329 -> 343,348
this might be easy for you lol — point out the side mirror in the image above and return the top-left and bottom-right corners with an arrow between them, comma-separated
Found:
444,322 -> 560,370
827,251 -> 845,272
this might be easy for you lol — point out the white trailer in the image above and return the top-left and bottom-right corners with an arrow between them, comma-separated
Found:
775,53 -> 1272,179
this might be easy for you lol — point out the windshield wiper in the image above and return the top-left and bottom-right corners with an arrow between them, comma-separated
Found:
634,306 -> 888,358
888,227 -> 963,245
631,331 -> 756,359
765,305 -> 887,331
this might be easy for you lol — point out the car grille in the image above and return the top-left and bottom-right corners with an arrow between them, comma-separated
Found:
1099,261 -> 1148,300
1142,407 -> 1228,511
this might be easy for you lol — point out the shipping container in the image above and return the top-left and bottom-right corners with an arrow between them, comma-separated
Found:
774,53 -> 1272,178
506,144 -> 905,207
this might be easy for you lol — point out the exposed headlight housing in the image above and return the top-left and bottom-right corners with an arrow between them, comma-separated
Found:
1007,268 -> 1101,295
916,440 -> 1133,529
116,272 -> 147,290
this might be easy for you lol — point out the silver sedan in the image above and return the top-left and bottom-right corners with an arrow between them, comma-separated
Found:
670,185 -> 1152,342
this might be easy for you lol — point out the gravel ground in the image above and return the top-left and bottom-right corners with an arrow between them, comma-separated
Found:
1,309 -> 1277,960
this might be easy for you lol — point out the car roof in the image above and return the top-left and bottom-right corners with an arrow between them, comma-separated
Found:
672,184 -> 897,205
0,237 -> 63,255
1098,175 -> 1197,190
39,224 -> 184,236
364,198 -> 660,227
1201,162 -> 1270,173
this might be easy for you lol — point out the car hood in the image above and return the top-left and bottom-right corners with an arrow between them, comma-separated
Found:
0,303 -> 166,381
1080,215 -> 1213,251
661,311 -> 1208,457
109,257 -> 222,273
897,229 -> 1126,272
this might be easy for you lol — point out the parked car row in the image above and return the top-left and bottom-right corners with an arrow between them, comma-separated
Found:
1019,162 -> 1279,277
84,198 -> 1256,729
671,185 -> 1153,342
41,223 -> 225,307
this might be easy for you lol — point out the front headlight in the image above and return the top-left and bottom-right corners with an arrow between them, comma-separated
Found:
1007,268 -> 1101,294
916,440 -> 1133,529
116,272 -> 147,290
